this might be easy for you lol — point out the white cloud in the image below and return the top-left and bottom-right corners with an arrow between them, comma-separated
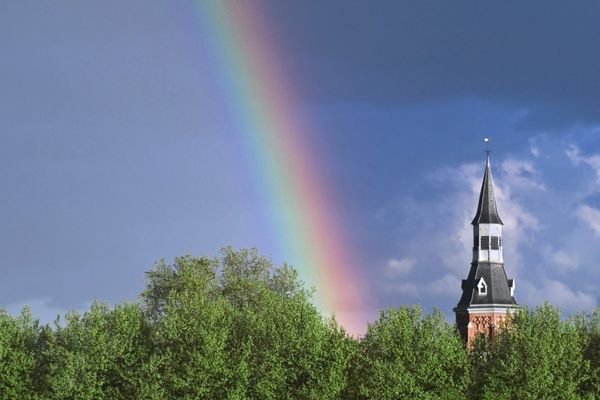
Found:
552,251 -> 580,271
520,278 -> 596,313
541,246 -> 580,273
566,145 -> 600,183
566,145 -> 582,164
432,158 -> 541,275
530,146 -> 540,157
500,158 -> 546,190
385,257 -> 416,277
576,204 -> 600,237
424,162 -> 488,274
425,274 -> 461,297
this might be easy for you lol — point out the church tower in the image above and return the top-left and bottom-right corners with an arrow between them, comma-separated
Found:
454,154 -> 519,344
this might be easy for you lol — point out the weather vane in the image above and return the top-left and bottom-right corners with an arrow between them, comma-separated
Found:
484,137 -> 491,157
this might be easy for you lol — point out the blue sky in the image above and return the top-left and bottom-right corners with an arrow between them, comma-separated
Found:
2,1 -> 600,326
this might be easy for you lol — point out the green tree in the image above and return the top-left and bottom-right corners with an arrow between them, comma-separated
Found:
572,309 -> 600,398
43,302 -> 154,400
142,247 -> 355,400
150,278 -> 234,399
353,306 -> 470,400
142,253 -> 232,398
0,308 -> 41,400
219,247 -> 353,400
471,303 -> 589,400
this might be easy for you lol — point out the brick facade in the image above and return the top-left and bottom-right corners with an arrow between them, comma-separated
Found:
456,310 -> 511,345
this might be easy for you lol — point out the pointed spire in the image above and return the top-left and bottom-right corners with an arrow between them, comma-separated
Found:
471,154 -> 503,225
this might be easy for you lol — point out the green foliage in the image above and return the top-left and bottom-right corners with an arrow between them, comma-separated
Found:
42,302 -> 154,400
2,248 -> 600,399
142,247 -> 353,399
471,303 -> 590,400
572,309 -> 600,398
353,306 -> 470,400
0,308 -> 41,400
150,273 -> 233,399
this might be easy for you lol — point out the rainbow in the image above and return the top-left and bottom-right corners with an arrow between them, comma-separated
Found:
183,1 -> 369,334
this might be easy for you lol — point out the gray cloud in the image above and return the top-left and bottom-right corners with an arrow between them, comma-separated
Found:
265,1 -> 600,126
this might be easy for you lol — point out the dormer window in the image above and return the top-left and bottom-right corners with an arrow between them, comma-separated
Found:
477,278 -> 487,295
508,279 -> 515,297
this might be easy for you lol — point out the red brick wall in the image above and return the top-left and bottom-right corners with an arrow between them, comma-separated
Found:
456,311 -> 510,346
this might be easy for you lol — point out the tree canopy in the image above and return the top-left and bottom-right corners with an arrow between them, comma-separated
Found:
0,247 -> 598,399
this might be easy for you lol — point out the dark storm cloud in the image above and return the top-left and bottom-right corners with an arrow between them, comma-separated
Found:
265,1 -> 600,125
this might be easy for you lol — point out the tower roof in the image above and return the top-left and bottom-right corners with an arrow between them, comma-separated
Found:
471,155 -> 503,225
455,262 -> 518,309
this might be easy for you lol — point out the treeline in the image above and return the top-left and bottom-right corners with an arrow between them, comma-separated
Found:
1,248 -> 599,399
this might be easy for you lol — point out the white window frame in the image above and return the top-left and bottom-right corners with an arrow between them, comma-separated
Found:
477,277 -> 487,295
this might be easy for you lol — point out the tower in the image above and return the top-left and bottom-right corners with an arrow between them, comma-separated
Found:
454,154 -> 519,344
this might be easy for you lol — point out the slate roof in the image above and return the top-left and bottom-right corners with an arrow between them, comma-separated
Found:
455,262 -> 518,310
471,156 -> 503,225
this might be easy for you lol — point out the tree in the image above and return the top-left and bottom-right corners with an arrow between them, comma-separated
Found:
471,303 -> 589,400
43,302 -> 154,400
0,308 -> 41,400
150,279 -> 234,399
353,306 -> 470,400
572,309 -> 600,398
142,247 -> 355,400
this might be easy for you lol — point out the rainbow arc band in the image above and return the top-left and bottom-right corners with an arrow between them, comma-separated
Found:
188,1 -> 369,334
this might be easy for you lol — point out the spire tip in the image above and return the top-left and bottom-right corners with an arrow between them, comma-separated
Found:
484,137 -> 491,164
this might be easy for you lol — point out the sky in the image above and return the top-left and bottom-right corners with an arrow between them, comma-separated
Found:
2,1 -> 600,331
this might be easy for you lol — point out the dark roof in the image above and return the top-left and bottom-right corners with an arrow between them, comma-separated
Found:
455,262 -> 518,310
471,156 -> 503,225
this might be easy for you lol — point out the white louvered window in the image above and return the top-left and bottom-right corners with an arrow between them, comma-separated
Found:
480,236 -> 490,250
491,236 -> 499,250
